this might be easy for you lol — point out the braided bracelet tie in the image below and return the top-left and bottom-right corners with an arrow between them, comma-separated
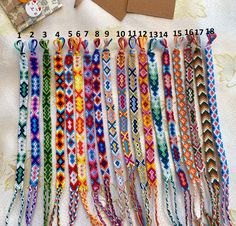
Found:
102,39 -> 133,225
65,38 -> 79,225
205,33 -> 232,226
25,39 -> 41,226
5,40 -> 29,226
117,37 -> 144,226
49,37 -> 66,226
71,38 -> 102,226
39,39 -> 53,226
92,38 -> 121,225
137,36 -> 159,225
192,35 -> 220,224
148,39 -> 181,226
160,38 -> 193,226
127,37 -> 151,226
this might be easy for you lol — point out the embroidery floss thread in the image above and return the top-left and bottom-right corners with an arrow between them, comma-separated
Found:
102,39 -> 133,225
72,37 -> 103,226
127,37 -> 151,226
148,38 -> 181,226
92,38 -> 121,225
64,38 -> 79,225
5,40 -> 29,226
25,39 -> 41,226
137,36 -> 159,225
39,39 -> 53,226
205,33 -> 232,226
116,37 -> 144,226
49,37 -> 66,226
193,34 -> 220,224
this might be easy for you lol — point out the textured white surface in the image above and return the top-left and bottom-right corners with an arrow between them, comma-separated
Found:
0,0 -> 236,225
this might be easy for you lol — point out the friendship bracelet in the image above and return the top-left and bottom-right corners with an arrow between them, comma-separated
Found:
5,40 -> 29,226
39,39 -> 53,226
25,39 -> 41,226
64,38 -> 79,225
148,38 -> 181,226
192,35 -> 221,224
161,38 -> 193,226
116,37 -> 144,226
102,39 -> 133,225
205,33 -> 232,226
92,38 -> 121,225
127,37 -> 151,226
71,38 -> 102,226
183,36 -> 211,224
49,37 -> 66,226
137,36 -> 159,225
83,40 -> 107,226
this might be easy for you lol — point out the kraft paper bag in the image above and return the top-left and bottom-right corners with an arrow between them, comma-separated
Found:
127,0 -> 176,19
92,0 -> 128,20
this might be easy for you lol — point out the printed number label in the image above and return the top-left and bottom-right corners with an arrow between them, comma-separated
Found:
30,31 -> 34,38
42,31 -> 47,38
55,31 -> 60,37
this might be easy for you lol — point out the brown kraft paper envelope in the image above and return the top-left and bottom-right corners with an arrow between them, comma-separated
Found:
127,0 -> 176,19
92,0 -> 128,20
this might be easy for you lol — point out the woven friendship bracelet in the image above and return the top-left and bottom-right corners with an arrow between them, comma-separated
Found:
83,40 -> 108,226
160,38 -> 193,226
148,39 -> 181,226
102,39 -> 133,225
137,36 -> 159,225
49,37 -> 66,226
5,41 -> 29,226
92,38 -> 121,225
127,37 -> 151,226
192,35 -> 221,224
83,39 -> 100,193
116,37 -> 144,226
25,39 -> 41,226
183,36 -> 212,224
205,33 -> 232,226
39,39 -> 53,226
64,38 -> 79,225
71,38 -> 102,226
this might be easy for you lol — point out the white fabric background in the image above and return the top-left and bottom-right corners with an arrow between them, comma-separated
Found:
0,0 -> 236,225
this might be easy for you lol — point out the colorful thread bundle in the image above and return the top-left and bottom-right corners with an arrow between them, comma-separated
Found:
6,34 -> 232,226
